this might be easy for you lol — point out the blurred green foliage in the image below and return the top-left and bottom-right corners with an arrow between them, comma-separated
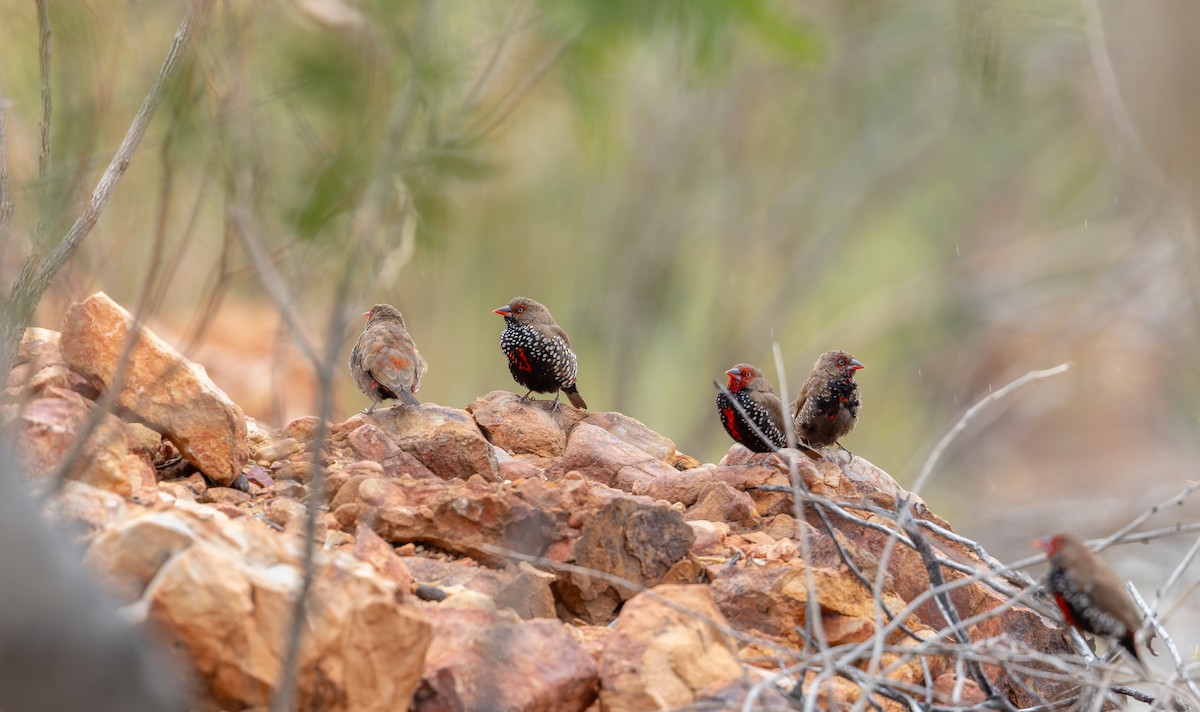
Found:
2,0 -> 1197,538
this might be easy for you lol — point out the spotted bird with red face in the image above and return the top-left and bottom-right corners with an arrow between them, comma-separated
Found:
1034,533 -> 1147,671
790,350 -> 864,449
716,364 -> 787,453
349,304 -> 427,413
494,297 -> 587,410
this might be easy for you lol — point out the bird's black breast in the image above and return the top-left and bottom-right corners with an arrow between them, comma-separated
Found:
716,391 -> 785,453
500,324 -> 577,394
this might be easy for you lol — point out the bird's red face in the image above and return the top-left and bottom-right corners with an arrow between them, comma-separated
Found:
725,364 -> 762,393
1033,534 -> 1065,556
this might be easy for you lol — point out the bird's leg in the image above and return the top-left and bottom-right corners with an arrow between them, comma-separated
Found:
519,390 -> 533,402
836,442 -> 854,458
550,392 -> 563,411
364,401 -> 378,415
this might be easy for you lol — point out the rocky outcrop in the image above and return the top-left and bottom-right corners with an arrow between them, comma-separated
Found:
84,501 -> 431,711
7,294 -> 1089,712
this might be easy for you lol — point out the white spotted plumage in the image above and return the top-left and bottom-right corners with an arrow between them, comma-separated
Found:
499,323 -> 578,387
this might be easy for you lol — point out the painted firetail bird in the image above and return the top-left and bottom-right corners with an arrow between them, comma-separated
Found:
349,304 -> 426,413
790,350 -> 864,449
494,297 -> 587,410
715,364 -> 787,453
1034,533 -> 1150,671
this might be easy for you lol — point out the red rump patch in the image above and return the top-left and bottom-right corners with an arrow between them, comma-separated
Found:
1053,594 -> 1078,628
507,347 -> 534,373
722,407 -> 741,440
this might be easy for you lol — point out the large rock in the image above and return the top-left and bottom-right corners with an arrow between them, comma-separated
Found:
555,497 -> 696,624
598,585 -> 743,711
467,391 -> 570,460
8,390 -> 158,497
59,292 -> 248,484
344,422 -> 438,481
414,607 -> 597,712
333,476 -> 552,566
711,560 -> 915,649
550,423 -> 678,488
347,406 -> 499,482
403,556 -> 556,620
579,410 -> 677,462
84,503 -> 432,711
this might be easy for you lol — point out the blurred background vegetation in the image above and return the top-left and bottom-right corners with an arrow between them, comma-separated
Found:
2,0 -> 1200,586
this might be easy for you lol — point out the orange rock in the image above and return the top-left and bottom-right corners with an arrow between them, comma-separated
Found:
59,293 -> 249,484
10,391 -> 157,497
467,390 -> 568,458
352,405 -> 500,482
598,584 -> 742,711
415,607 -> 597,712
402,556 -> 555,619
85,502 -> 431,711
551,423 -> 677,488
556,497 -> 696,624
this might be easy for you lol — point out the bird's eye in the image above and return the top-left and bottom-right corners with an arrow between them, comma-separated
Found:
515,306 -> 525,314
838,358 -> 846,366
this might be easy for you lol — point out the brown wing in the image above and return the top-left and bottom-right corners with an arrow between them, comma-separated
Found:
1073,547 -> 1144,631
790,372 -> 820,420
758,390 -> 787,433
538,322 -> 572,348
360,325 -> 421,396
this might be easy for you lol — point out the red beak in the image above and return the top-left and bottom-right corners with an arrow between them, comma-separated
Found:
849,358 -> 864,371
1032,536 -> 1051,552
362,311 -> 371,320
725,368 -> 741,378
493,306 -> 512,316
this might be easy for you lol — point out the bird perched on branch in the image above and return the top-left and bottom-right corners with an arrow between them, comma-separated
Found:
494,297 -> 587,410
790,350 -> 864,449
716,364 -> 787,453
1034,533 -> 1148,671
349,304 -> 427,413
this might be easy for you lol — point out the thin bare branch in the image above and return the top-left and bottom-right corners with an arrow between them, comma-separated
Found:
0,77 -> 13,264
36,0 -> 52,183
1128,584 -> 1200,705
3,0 -> 210,370
469,39 -> 573,138
911,363 -> 1072,495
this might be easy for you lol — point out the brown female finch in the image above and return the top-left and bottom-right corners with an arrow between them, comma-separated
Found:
1034,533 -> 1148,671
790,350 -> 864,448
349,304 -> 427,413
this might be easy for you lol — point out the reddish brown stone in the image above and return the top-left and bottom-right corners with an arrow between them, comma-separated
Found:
415,607 -> 597,712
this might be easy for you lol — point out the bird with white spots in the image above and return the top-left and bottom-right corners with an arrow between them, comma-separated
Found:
494,296 -> 587,410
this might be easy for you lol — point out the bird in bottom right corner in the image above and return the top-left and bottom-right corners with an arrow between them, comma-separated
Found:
1034,533 -> 1148,671
790,350 -> 864,449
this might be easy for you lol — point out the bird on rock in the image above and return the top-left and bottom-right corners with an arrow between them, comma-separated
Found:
349,304 -> 427,413
1034,533 -> 1147,671
790,350 -> 864,449
494,297 -> 587,410
716,364 -> 787,453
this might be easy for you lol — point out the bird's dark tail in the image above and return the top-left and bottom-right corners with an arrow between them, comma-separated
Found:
564,385 -> 587,410
400,388 -> 421,407
1120,631 -> 1148,675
